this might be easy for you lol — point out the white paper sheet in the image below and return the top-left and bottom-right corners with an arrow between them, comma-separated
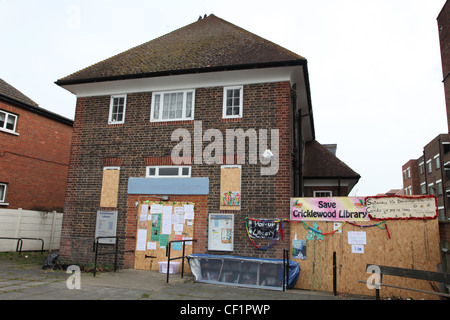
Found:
136,229 -> 147,251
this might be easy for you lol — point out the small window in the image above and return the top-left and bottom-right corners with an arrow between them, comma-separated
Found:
313,191 -> 332,197
434,154 -> 440,170
146,166 -> 191,178
420,182 -> 426,195
428,183 -> 434,195
223,86 -> 243,118
109,95 -> 127,124
419,162 -> 424,175
427,160 -> 432,174
0,110 -> 18,133
0,183 -> 7,202
437,180 -> 443,195
151,90 -> 195,122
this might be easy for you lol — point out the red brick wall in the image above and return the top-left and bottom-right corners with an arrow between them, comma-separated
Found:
0,100 -> 72,211
60,81 -> 294,266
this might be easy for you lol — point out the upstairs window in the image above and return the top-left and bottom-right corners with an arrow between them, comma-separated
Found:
151,90 -> 195,122
0,183 -> 7,203
109,95 -> 127,124
223,86 -> 243,118
146,166 -> 191,178
0,110 -> 18,133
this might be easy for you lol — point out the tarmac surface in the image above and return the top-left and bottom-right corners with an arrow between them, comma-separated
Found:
0,257 -> 371,302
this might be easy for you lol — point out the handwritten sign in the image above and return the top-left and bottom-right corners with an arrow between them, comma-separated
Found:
366,196 -> 438,220
247,219 -> 280,239
290,197 -> 369,221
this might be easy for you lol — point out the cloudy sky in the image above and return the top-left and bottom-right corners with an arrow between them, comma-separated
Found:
0,0 -> 447,196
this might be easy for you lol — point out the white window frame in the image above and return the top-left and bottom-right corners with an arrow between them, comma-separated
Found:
434,154 -> 440,170
0,183 -> 7,203
146,166 -> 191,178
427,160 -> 432,173
419,162 -> 424,175
436,179 -> 443,195
313,190 -> 332,197
150,90 -> 195,122
108,95 -> 127,124
420,182 -> 426,195
0,110 -> 18,134
222,86 -> 243,119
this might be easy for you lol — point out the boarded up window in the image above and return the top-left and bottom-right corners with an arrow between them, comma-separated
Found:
220,165 -> 241,211
100,167 -> 120,207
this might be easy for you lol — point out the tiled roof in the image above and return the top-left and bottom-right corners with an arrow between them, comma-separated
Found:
0,77 -> 73,126
0,77 -> 39,108
57,14 -> 304,84
303,140 -> 360,179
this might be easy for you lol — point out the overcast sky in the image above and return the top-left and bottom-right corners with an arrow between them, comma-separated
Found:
0,0 -> 447,197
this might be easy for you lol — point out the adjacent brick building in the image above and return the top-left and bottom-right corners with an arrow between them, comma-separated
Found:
56,15 -> 359,267
401,1 -> 450,272
0,78 -> 73,212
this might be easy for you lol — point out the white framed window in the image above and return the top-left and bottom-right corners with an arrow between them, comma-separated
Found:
0,183 -> 7,203
436,180 -> 443,195
427,160 -> 432,173
428,183 -> 434,195
313,190 -> 332,197
434,154 -> 440,170
146,166 -> 191,178
420,182 -> 426,194
108,95 -> 127,124
223,86 -> 243,118
419,162 -> 424,175
0,110 -> 18,134
151,90 -> 195,122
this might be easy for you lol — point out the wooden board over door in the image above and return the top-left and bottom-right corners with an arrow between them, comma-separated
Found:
134,201 -> 195,272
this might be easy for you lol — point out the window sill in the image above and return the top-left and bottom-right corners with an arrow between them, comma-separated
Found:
0,128 -> 19,136
149,120 -> 194,125
0,203 -> 9,206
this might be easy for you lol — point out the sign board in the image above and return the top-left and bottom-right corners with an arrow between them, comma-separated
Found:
208,214 -> 234,251
247,219 -> 280,239
290,197 -> 369,221
95,210 -> 118,244
366,195 -> 438,220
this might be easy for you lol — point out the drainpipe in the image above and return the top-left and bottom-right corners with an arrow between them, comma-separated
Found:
291,86 -> 300,197
438,137 -> 447,218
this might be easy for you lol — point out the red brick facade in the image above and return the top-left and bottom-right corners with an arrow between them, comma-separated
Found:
60,81 -> 295,266
0,100 -> 73,211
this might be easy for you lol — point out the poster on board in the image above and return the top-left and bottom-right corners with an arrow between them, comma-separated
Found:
365,195 -> 438,220
95,210 -> 118,244
247,219 -> 280,239
290,197 -> 368,221
208,214 -> 234,251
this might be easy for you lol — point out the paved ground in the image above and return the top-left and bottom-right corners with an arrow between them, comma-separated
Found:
0,257 -> 371,303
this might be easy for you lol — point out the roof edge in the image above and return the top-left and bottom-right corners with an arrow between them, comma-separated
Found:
55,59 -> 306,87
0,94 -> 73,126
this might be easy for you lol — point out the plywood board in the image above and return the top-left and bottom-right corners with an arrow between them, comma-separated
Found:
220,166 -> 241,211
290,219 -> 441,299
134,201 -> 194,274
100,169 -> 120,207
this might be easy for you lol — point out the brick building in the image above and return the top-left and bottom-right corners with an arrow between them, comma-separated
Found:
401,1 -> 450,271
56,15 -> 359,267
0,77 -> 73,211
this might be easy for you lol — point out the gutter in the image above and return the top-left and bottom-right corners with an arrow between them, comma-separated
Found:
55,59 -> 307,87
0,94 -> 73,127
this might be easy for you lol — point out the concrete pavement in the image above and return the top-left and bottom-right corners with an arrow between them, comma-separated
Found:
0,258 -> 370,301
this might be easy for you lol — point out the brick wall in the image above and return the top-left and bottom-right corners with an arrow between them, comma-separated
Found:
0,100 -> 72,211
60,81 -> 294,266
